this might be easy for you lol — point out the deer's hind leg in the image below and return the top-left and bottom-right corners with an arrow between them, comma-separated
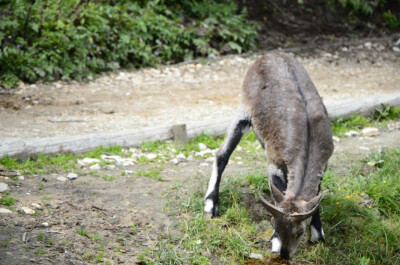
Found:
204,106 -> 251,217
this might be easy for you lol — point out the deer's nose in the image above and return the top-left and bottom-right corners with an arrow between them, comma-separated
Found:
280,249 -> 290,259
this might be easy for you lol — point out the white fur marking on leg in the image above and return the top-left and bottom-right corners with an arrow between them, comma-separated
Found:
310,225 -> 320,243
204,199 -> 214,213
205,160 -> 218,199
271,237 -> 282,253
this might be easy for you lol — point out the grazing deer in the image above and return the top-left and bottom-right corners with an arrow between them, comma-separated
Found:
204,52 -> 334,259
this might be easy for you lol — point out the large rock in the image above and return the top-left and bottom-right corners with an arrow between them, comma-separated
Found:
361,127 -> 379,137
0,183 -> 9,193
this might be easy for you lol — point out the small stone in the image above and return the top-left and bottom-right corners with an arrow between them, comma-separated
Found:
249,253 -> 264,260
0,208 -> 12,214
82,158 -> 101,164
332,136 -> 341,143
176,153 -> 186,160
57,176 -> 67,182
364,42 -> 372,49
41,222 -> 49,227
107,165 -> 116,169
122,159 -> 135,166
196,240 -> 202,245
90,164 -> 101,170
170,158 -> 179,165
31,203 -> 42,210
393,46 -> 400,53
345,130 -> 360,137
20,207 -> 35,215
124,170 -> 134,175
18,176 -> 25,180
0,183 -> 9,193
200,163 -> 209,167
67,173 -> 78,180
367,161 -> 376,167
144,153 -> 157,160
198,143 -> 207,151
396,38 -> 400,46
359,146 -> 370,151
361,127 -> 379,137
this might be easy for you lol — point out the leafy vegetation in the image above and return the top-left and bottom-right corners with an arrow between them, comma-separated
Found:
0,0 -> 258,88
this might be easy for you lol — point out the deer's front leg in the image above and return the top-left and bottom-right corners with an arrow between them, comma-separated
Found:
204,107 -> 251,217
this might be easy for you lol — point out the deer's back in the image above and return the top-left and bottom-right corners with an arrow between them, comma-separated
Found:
242,52 -> 333,196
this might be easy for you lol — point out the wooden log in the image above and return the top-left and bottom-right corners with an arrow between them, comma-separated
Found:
1,93 -> 400,159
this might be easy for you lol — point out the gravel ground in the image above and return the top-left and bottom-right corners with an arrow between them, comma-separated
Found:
0,37 -> 399,139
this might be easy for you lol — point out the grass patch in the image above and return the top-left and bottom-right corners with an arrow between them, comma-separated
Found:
142,148 -> 400,264
102,175 -> 116,182
78,229 -> 88,237
332,105 -> 400,137
0,153 -> 78,175
0,197 -> 15,206
85,145 -> 125,159
136,169 -> 164,182
331,114 -> 374,136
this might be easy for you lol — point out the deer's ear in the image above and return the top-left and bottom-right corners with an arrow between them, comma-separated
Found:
258,188 -> 284,218
291,191 -> 327,221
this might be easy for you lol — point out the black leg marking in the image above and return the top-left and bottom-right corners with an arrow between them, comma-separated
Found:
310,207 -> 325,242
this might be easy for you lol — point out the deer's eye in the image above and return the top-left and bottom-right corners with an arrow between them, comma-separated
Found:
297,231 -> 305,238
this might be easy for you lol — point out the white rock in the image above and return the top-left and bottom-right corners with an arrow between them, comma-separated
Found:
57,176 -> 67,182
396,38 -> 400,46
41,222 -> 49,227
200,163 -> 209,167
90,164 -> 101,170
20,207 -> 35,215
67,173 -> 78,180
144,153 -> 157,160
0,208 -> 12,214
122,159 -> 135,166
18,176 -> 25,180
364,42 -> 372,49
31,203 -> 43,210
393,46 -> 400,53
124,170 -> 134,175
332,136 -> 341,143
0,183 -> 9,193
359,146 -> 370,151
361,127 -> 379,137
187,155 -> 194,161
345,130 -> 360,137
176,153 -> 186,160
107,165 -> 116,169
77,160 -> 86,167
82,158 -> 101,164
198,143 -> 207,151
170,158 -> 179,165
196,239 -> 202,245
249,253 -> 264,260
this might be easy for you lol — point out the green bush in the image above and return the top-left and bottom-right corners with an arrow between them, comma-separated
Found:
0,0 -> 258,88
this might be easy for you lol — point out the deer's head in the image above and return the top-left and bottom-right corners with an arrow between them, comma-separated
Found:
258,186 -> 323,259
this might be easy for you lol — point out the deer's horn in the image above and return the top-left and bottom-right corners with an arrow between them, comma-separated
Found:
258,187 -> 284,217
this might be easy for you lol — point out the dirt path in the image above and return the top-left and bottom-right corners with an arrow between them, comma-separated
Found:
0,38 -> 399,139
0,120 -> 399,264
